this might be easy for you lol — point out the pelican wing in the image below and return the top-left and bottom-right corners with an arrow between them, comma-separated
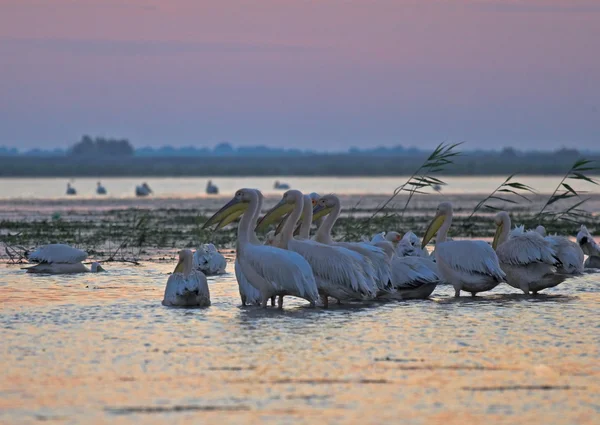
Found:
193,244 -> 227,275
29,244 -> 88,264
242,244 -> 319,301
396,231 -> 430,258
370,233 -> 386,244
163,271 -> 210,307
545,236 -> 584,273
436,241 -> 505,280
390,257 -> 440,289
234,258 -> 261,305
289,239 -> 377,297
337,242 -> 391,290
496,232 -> 557,266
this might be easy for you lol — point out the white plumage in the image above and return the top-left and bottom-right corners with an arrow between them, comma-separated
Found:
396,231 -> 430,258
536,225 -> 584,274
577,225 -> 600,268
380,256 -> 440,300
192,243 -> 227,275
493,214 -> 565,294
163,249 -> 210,307
26,244 -> 104,274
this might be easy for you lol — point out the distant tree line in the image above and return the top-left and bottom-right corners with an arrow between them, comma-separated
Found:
69,135 -> 134,157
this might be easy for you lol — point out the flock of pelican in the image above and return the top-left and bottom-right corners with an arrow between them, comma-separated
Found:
22,188 -> 598,309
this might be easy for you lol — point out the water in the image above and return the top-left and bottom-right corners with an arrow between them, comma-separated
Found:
1,256 -> 599,424
1,175 -> 598,199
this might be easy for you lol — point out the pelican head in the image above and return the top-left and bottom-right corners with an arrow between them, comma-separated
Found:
173,249 -> 194,276
385,231 -> 403,244
203,188 -> 254,229
90,262 -> 105,272
256,190 -> 302,233
312,194 -> 338,221
492,211 -> 510,250
421,202 -> 452,248
535,225 -> 547,236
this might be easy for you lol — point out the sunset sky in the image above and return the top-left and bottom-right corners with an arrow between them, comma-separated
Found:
1,0 -> 599,151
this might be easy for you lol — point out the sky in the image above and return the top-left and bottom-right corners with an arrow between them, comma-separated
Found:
1,0 -> 599,151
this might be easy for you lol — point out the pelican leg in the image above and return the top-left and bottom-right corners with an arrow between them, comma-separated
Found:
470,292 -> 476,297
337,299 -> 342,305
241,295 -> 247,306
454,288 -> 461,298
321,294 -> 329,309
261,297 -> 269,308
278,296 -> 284,309
270,296 -> 276,307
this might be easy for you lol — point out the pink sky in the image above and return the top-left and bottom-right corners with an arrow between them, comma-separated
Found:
1,0 -> 599,150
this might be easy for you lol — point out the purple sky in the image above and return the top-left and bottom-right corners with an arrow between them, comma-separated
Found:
1,0 -> 599,151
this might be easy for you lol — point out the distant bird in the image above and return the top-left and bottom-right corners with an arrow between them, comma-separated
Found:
576,225 -> 600,268
25,244 -> 105,274
206,180 -> 219,195
96,182 -> 107,195
66,183 -> 77,196
535,225 -> 584,274
192,243 -> 226,275
135,182 -> 152,197
274,180 -> 290,190
163,249 -> 210,307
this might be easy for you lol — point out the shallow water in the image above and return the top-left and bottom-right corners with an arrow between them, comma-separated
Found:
1,256 -> 599,424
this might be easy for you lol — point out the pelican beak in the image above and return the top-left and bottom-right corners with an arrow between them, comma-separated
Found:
492,222 -> 503,250
173,258 -> 184,274
274,213 -> 290,236
96,264 -> 105,272
421,213 -> 446,248
256,199 -> 294,233
216,209 -> 245,230
203,197 -> 247,229
312,204 -> 332,222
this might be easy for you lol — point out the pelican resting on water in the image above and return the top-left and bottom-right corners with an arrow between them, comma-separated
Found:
535,225 -> 584,274
96,182 -> 107,195
257,190 -> 377,307
66,183 -> 77,196
163,249 -> 210,307
577,225 -> 600,268
136,183 -> 152,197
493,212 -> 566,294
206,180 -> 219,195
396,231 -> 430,259
25,244 -> 104,274
193,243 -> 226,275
422,202 -> 505,297
204,188 -> 319,308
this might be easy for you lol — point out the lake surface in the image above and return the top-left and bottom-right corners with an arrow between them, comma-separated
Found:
1,255 -> 599,424
1,175 -> 599,200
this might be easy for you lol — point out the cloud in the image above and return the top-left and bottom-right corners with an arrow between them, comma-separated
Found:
0,37 -> 323,56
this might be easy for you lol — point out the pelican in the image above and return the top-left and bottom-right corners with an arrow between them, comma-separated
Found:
396,231 -> 430,258
192,243 -> 227,275
264,230 -> 281,247
136,183 -> 152,197
96,182 -> 107,195
206,180 -> 219,195
163,249 -> 210,307
312,194 -> 392,292
493,212 -> 565,294
421,202 -> 505,297
535,225 -> 584,274
577,225 -> 600,268
257,190 -> 377,307
25,244 -> 105,274
274,180 -> 290,190
66,183 -> 77,196
203,188 -> 319,308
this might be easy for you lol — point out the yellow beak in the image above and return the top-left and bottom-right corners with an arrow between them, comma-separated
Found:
203,197 -> 247,229
492,222 -> 504,250
216,209 -> 245,230
255,199 -> 294,233
275,213 -> 290,236
421,213 -> 446,248
311,204 -> 332,222
173,259 -> 184,274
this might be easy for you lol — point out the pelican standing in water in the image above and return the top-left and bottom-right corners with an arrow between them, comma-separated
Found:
163,249 -> 210,307
577,225 -> 600,268
25,244 -> 104,274
193,243 -> 226,275
421,202 -> 505,297
493,212 -> 565,294
257,190 -> 377,307
203,188 -> 319,308
311,194 -> 392,293
535,225 -> 584,274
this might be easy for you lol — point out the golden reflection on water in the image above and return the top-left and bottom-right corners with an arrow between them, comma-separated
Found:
1,258 -> 599,424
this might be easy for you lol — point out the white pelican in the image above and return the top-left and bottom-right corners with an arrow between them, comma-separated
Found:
274,180 -> 290,190
203,188 -> 319,308
535,225 -> 584,274
577,225 -> 600,268
25,244 -> 105,274
257,190 -> 377,307
66,183 -> 77,196
264,230 -> 281,247
312,194 -> 392,292
163,249 -> 210,307
396,231 -> 430,258
96,182 -> 107,195
136,183 -> 152,197
206,180 -> 219,195
493,212 -> 565,294
421,202 -> 505,297
192,243 -> 226,275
